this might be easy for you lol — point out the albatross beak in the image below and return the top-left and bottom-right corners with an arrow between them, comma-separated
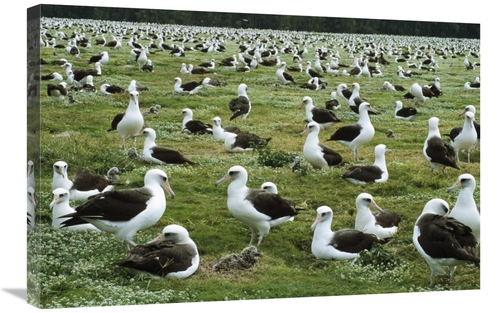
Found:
370,198 -> 384,213
49,195 -> 60,209
300,125 -> 310,137
146,232 -> 165,245
447,179 -> 462,192
310,214 -> 322,231
368,106 -> 380,114
215,173 -> 231,187
162,181 -> 175,199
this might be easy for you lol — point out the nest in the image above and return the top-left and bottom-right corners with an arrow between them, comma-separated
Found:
212,246 -> 263,271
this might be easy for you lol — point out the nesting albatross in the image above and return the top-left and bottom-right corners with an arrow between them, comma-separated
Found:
113,224 -> 199,279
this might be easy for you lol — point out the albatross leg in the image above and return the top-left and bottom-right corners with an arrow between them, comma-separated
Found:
124,239 -> 137,250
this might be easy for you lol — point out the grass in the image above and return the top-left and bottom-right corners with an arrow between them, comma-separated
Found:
27,16 -> 481,309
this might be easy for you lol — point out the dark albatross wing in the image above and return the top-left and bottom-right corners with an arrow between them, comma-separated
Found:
331,229 -> 380,254
425,136 -> 459,169
60,187 -> 154,226
72,169 -> 112,192
319,143 -> 343,166
151,146 -> 196,165
113,241 -> 198,277
232,131 -> 271,149
245,189 -> 298,220
108,113 -> 124,131
328,124 -> 363,142
341,165 -> 383,183
416,213 -> 479,262
229,96 -> 250,121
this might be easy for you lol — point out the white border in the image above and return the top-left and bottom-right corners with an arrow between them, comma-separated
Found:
3,1 -> 494,312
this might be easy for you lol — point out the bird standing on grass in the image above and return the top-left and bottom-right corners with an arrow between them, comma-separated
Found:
215,165 -> 298,245
60,169 -> 175,250
211,116 -> 241,141
108,91 -> 144,150
445,112 -> 477,163
413,198 -> 479,286
276,62 -> 295,85
423,117 -> 459,173
328,102 -> 377,162
27,187 -> 35,227
229,84 -> 251,122
448,173 -> 480,244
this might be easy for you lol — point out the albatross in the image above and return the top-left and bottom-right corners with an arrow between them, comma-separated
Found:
113,224 -> 199,279
215,165 -> 298,245
108,90 -> 144,150
311,206 -> 381,261
47,82 -> 68,101
348,83 -> 380,115
276,62 -> 295,85
300,96 -> 341,130
60,169 -> 175,250
448,173 -> 480,244
51,160 -> 116,202
328,102 -> 377,162
394,100 -> 418,121
229,83 -> 251,122
178,108 -> 212,135
224,131 -> 271,153
460,105 -> 480,143
133,128 -> 196,165
50,188 -> 101,231
413,198 -> 479,286
423,117 -> 459,173
445,111 -> 477,163
325,91 -> 341,110
341,144 -> 389,185
173,77 -> 203,95
354,193 -> 399,242
301,121 -> 343,169
211,116 -> 241,141
27,187 -> 35,227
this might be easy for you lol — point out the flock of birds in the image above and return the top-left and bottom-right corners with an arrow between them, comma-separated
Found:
28,16 -> 481,287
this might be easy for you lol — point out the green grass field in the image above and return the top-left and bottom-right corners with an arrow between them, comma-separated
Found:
27,16 -> 480,308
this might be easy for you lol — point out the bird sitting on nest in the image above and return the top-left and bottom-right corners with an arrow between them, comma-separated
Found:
212,246 -> 263,271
